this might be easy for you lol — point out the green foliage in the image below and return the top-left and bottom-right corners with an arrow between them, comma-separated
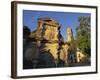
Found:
76,16 -> 91,56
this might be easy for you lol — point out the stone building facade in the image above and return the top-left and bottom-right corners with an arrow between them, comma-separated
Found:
23,18 -> 88,69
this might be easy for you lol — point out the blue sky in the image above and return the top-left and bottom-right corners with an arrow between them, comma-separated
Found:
23,10 -> 90,41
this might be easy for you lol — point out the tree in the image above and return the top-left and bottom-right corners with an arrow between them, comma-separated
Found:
23,26 -> 31,54
76,16 -> 91,56
23,26 -> 31,38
